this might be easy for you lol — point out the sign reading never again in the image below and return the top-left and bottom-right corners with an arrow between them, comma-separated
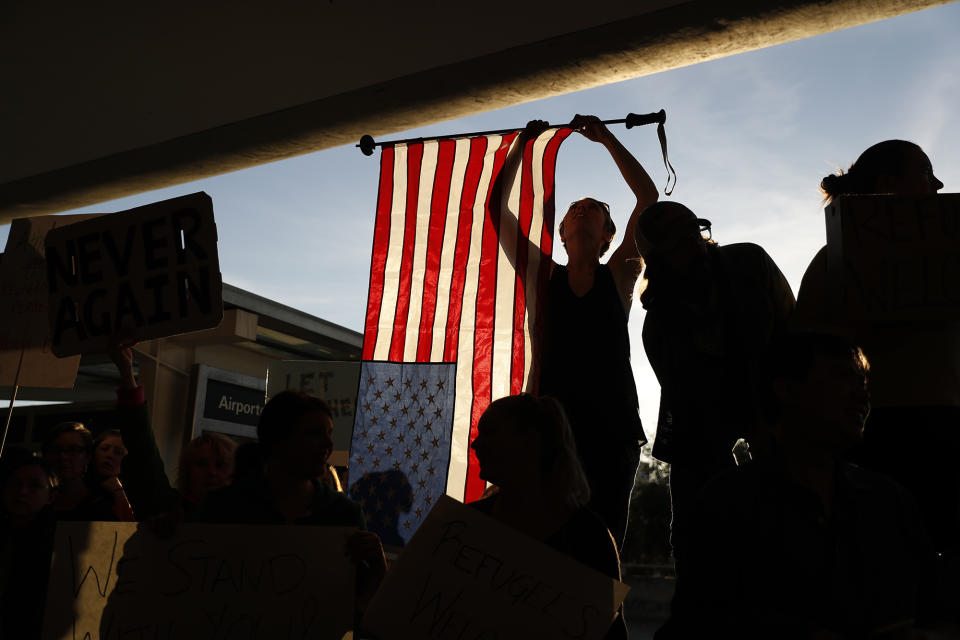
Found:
42,522 -> 357,640
45,193 -> 223,356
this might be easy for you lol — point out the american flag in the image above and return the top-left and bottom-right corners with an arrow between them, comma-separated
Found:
349,127 -> 572,544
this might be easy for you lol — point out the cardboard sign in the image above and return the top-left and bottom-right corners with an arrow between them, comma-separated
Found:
362,496 -> 629,640
44,192 -> 223,357
0,215 -> 100,386
825,193 -> 960,324
42,522 -> 357,640
267,360 -> 361,461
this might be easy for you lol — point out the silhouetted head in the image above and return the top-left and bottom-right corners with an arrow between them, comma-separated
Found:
2,449 -> 57,525
635,201 -> 712,273
471,394 -> 590,508
761,332 -> 870,455
258,391 -> 334,480
42,422 -> 93,483
821,140 -> 943,202
559,198 -> 616,259
92,429 -> 126,480
178,432 -> 237,502
348,469 -> 413,545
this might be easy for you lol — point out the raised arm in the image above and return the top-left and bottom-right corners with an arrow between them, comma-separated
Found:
109,342 -> 179,519
569,115 -> 658,308
487,120 -> 553,272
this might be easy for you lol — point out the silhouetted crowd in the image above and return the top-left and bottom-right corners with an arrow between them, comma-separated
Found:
2,119 -> 957,639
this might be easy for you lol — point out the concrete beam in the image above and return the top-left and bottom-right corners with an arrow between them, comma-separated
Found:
0,0 -> 947,224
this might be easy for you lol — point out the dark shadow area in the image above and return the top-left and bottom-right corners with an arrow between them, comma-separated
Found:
348,469 -> 413,547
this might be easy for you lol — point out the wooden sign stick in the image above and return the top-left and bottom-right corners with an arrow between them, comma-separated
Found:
0,347 -> 26,458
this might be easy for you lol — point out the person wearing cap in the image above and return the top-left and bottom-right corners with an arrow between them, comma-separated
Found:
634,201 -> 794,574
537,114 -> 660,551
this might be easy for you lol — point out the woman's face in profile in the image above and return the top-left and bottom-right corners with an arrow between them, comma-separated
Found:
471,413 -> 540,488
887,148 -> 944,195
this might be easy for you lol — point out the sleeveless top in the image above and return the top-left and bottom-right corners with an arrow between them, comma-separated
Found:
539,264 -> 645,461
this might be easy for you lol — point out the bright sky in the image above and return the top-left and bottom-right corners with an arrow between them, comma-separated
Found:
4,2 -> 959,445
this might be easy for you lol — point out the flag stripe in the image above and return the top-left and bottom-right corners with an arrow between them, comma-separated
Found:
466,134 -> 515,502
430,139 -> 470,362
510,135 -> 536,395
362,146 -> 395,360
447,135 -> 501,500
403,142 -> 439,360
372,145 -> 409,360
492,133 -> 522,401
443,137 -> 488,363
417,140 -> 456,362
522,133 -> 550,391
529,130 -> 570,391
389,143 -> 424,361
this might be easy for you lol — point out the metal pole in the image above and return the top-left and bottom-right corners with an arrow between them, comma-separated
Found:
357,110 -> 666,155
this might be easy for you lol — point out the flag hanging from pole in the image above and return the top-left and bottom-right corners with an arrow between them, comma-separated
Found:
348,127 -> 573,545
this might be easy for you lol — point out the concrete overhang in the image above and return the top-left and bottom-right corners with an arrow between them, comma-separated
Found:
0,0 -> 949,224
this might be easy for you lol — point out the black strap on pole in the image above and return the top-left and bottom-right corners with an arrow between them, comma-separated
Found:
358,110 -> 677,194
654,115 -> 677,196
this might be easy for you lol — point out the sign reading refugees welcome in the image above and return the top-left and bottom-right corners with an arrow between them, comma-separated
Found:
825,193 -> 960,323
363,496 -> 630,640
44,192 -> 223,356
42,522 -> 357,640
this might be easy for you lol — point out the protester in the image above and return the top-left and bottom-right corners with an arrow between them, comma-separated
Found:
90,429 -> 135,521
0,450 -> 59,640
636,200 -> 794,574
41,422 -> 118,521
200,390 -> 386,614
535,114 -> 659,550
470,393 -> 627,640
108,343 -> 234,522
176,431 -> 236,513
675,331 -> 933,638
792,141 -> 958,569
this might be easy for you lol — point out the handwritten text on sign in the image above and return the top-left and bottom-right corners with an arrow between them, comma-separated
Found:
42,522 -> 356,640
825,193 -> 960,323
363,496 -> 629,640
45,192 -> 223,356
267,361 -> 361,454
